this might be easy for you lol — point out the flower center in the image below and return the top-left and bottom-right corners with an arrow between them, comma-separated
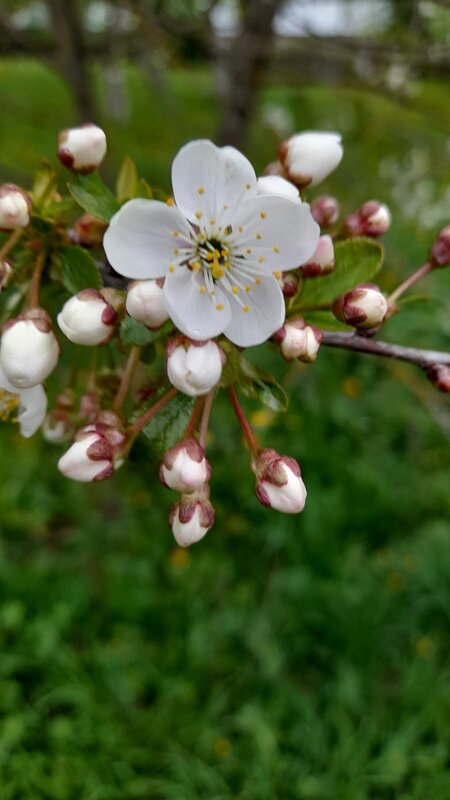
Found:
0,388 -> 20,422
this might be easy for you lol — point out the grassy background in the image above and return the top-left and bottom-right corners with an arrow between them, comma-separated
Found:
0,59 -> 449,798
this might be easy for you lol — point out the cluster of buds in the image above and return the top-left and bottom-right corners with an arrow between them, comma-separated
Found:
343,201 -> 391,238
160,438 -> 214,547
332,283 -> 388,329
273,319 -> 323,362
167,337 -> 225,397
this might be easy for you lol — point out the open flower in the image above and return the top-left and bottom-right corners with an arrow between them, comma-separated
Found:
104,140 -> 319,347
0,364 -> 47,437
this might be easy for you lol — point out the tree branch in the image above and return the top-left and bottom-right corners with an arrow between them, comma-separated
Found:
321,331 -> 450,368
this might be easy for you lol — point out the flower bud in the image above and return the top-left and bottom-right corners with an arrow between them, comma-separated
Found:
160,437 -> 211,493
0,259 -> 13,291
126,279 -> 169,329
0,308 -> 59,388
57,289 -> 117,345
252,448 -> 307,514
310,195 -> 340,227
273,318 -> 322,362
42,389 -> 76,444
278,132 -> 343,188
256,175 -> 300,202
343,201 -> 391,238
301,235 -> 335,278
429,226 -> 450,268
57,124 -> 107,173
71,214 -> 107,248
0,184 -> 31,230
278,271 -> 300,298
426,364 -> 450,394
169,487 -> 215,547
167,338 -> 225,397
58,421 -> 126,482
332,283 -> 387,329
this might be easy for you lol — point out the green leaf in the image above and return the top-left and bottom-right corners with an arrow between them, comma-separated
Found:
238,356 -> 288,412
55,246 -> 102,294
138,178 -> 153,199
139,392 -> 195,459
31,163 -> 58,209
119,317 -> 173,348
293,237 -> 383,310
116,157 -> 139,204
68,173 -> 119,222
302,311 -> 351,331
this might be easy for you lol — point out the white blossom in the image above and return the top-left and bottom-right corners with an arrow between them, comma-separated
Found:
57,124 -> 107,173
279,132 -> 343,188
126,279 -> 169,329
0,185 -> 31,230
159,437 -> 211,493
57,289 -> 117,345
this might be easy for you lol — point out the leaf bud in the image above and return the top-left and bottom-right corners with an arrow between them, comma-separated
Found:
0,308 -> 60,388
57,289 -> 117,345
301,235 -> 335,278
426,364 -> 450,394
57,124 -> 107,173
310,195 -> 340,227
278,132 -> 343,188
169,486 -> 215,547
167,337 -> 225,397
160,436 -> 211,493
252,448 -> 307,514
429,226 -> 450,268
126,279 -> 169,329
332,283 -> 387,329
0,184 -> 31,230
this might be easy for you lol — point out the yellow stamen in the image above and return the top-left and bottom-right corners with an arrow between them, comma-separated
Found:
258,256 -> 265,263
168,265 -> 175,273
273,245 -> 280,254
260,212 -> 266,219
212,266 -> 224,279
195,210 -> 203,219
256,234 -> 262,240
215,303 -> 224,310
166,197 -> 175,206
191,262 -> 200,271
199,287 -> 206,294
245,183 -> 251,189
197,186 -> 205,195
245,285 -> 252,292
255,278 -> 262,285
231,286 -> 239,295
242,305 -> 251,312
246,248 -> 252,254
273,270 -> 282,278
172,230 -> 179,237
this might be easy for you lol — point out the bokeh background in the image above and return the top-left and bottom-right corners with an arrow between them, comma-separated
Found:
1,1 -> 450,797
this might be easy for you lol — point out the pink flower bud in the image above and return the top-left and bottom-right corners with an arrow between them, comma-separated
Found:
256,175 -> 300,202
167,338 -> 225,397
57,289 -> 117,345
57,124 -> 107,173
332,283 -> 387,329
71,214 -> 107,248
169,487 -> 215,547
0,308 -> 59,388
252,448 -> 307,514
126,279 -> 169,329
278,271 -> 300,298
159,437 -> 211,493
343,201 -> 391,238
310,195 -> 340,227
426,364 -> 450,393
0,184 -> 31,230
278,132 -> 343,188
301,235 -> 335,278
429,226 -> 450,268
273,318 -> 322,362
58,421 -> 127,482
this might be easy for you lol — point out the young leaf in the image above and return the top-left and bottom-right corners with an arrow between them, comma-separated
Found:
303,310 -> 350,331
293,237 -> 383,310
120,317 -> 173,348
238,356 -> 288,412
116,156 -> 139,204
68,173 -> 119,223
139,392 -> 195,460
55,246 -> 102,294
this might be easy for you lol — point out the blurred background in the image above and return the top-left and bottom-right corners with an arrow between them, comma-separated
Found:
0,1 -> 450,797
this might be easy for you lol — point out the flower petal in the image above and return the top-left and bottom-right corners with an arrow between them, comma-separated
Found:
163,268 -> 231,340
231,195 -> 320,271
0,364 -> 47,437
103,199 -> 191,279
171,140 -> 257,225
224,275 -> 285,347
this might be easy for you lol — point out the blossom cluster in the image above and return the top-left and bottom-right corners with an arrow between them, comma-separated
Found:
0,124 -> 449,546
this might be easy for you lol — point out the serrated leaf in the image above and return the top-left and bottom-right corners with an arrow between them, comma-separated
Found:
140,393 -> 195,459
238,356 -> 288,412
116,156 -> 139,204
293,237 -> 383,311
55,246 -> 102,294
68,173 -> 119,222
120,317 -> 172,348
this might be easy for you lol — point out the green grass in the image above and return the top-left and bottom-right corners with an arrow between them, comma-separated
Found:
0,58 -> 449,798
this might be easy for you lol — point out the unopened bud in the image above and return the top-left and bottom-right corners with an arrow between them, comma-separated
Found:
160,437 -> 211,493
167,337 -> 225,397
310,195 -> 340,227
429,226 -> 450,268
332,283 -> 387,329
343,201 -> 391,238
278,132 -> 343,188
169,486 -> 215,547
426,364 -> 450,393
252,448 -> 307,514
278,271 -> 300,298
58,421 -> 126,482
0,259 -> 13,291
57,289 -> 117,345
273,318 -> 322,362
71,214 -> 107,248
126,279 -> 169,329
0,308 -> 59,388
0,184 -> 31,230
42,389 -> 76,444
301,235 -> 335,278
257,175 -> 300,202
57,124 -> 107,173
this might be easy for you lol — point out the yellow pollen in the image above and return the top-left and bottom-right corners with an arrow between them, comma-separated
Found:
256,233 -> 262,240
198,234 -> 206,243
212,266 -> 224,279
255,278 -> 262,284
223,204 -> 229,209
191,261 -> 200,271
168,265 -> 175,273
210,219 -> 216,225
213,249 -> 220,258
258,256 -> 265,263
0,388 -> 20,421
215,303 -> 224,310
197,186 -> 205,195
260,212 -> 266,219
173,248 -> 179,255
199,287 -> 206,294
273,245 -> 280,253
245,285 -> 252,292
220,249 -> 228,257
172,230 -> 179,237
205,252 -> 213,261
232,286 -> 239,294
246,248 -> 252,254
245,183 -> 251,189
242,305 -> 251,312
238,226 -> 243,233
195,210 -> 203,219
273,270 -> 282,278
166,197 -> 175,206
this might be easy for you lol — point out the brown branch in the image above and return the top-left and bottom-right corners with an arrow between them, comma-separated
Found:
321,331 -> 450,369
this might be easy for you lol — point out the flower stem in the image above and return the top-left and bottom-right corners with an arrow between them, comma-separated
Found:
321,331 -> 450,368
0,229 -> 23,260
184,396 -> 205,438
27,250 -> 46,308
227,386 -> 259,452
388,262 -> 433,306
199,391 -> 214,448
129,387 -> 178,436
112,346 -> 142,411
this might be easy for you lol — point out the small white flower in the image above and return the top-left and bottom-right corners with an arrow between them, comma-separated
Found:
256,175 -> 300,202
0,364 -> 47,437
279,132 -> 343,188
167,338 -> 224,397
57,289 -> 117,345
104,140 -> 319,347
0,309 -> 59,389
57,124 -> 107,173
169,489 -> 215,547
126,279 -> 169,329
252,449 -> 307,514
159,437 -> 211,493
0,185 -> 31,230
